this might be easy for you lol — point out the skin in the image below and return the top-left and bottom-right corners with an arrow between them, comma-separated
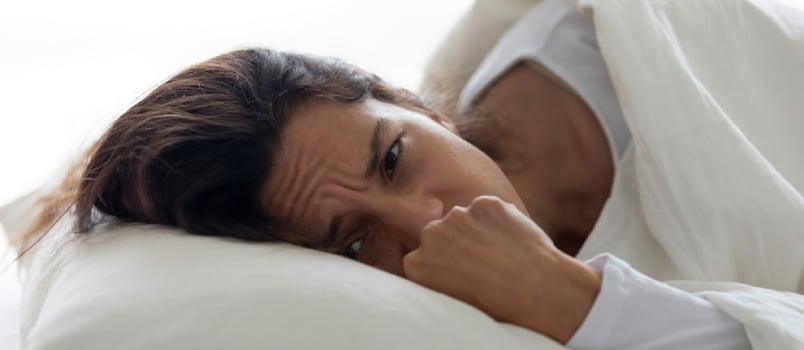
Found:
262,97 -> 525,274
469,62 -> 614,256
262,61 -> 611,342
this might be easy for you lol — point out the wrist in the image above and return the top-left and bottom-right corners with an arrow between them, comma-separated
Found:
518,252 -> 602,344
557,254 -> 602,343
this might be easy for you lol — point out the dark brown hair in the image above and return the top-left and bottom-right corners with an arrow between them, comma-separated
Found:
19,48 -> 436,250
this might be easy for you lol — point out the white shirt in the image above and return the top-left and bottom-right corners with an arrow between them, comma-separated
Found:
458,0 -> 631,163
459,0 -> 751,348
571,254 -> 750,349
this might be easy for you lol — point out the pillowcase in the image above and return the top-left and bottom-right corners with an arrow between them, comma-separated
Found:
0,157 -> 74,245
18,215 -> 564,350
0,191 -> 40,243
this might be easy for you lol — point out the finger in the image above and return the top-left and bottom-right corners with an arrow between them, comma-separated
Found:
468,196 -> 505,227
421,206 -> 482,244
401,248 -> 422,280
468,195 -> 518,223
402,248 -> 477,304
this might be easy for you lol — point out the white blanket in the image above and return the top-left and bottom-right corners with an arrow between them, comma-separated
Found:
574,0 -> 804,348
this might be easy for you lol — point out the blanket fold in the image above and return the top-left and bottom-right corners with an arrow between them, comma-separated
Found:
575,0 -> 804,348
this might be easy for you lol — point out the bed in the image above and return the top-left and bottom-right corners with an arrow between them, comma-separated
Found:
0,234 -> 21,350
2,0 -> 804,349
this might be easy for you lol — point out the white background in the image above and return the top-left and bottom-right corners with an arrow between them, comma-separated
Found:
0,0 -> 474,206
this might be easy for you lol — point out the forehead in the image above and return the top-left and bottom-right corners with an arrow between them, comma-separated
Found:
278,99 -> 391,180
283,99 -> 374,163
260,98 -> 393,237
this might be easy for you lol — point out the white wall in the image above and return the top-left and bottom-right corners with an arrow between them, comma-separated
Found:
0,0 -> 473,206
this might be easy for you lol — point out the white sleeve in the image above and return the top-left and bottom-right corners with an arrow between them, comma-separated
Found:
566,254 -> 751,350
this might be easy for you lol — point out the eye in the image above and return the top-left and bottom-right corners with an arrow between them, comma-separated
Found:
345,239 -> 363,260
383,140 -> 401,180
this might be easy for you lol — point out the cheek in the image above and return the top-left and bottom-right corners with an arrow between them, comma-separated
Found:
362,240 -> 406,276
441,135 -> 503,181
410,122 -> 524,209
417,135 -> 483,191
437,134 -> 526,210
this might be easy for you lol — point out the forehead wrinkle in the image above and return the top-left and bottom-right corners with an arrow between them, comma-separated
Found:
283,135 -> 368,227
266,99 -> 378,235
292,155 -> 371,231
286,150 -> 331,223
265,127 -> 326,220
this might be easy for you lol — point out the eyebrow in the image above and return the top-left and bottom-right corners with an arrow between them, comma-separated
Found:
364,118 -> 388,180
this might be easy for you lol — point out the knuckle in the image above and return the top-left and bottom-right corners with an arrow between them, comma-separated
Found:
443,205 -> 469,221
422,219 -> 442,233
469,195 -> 506,213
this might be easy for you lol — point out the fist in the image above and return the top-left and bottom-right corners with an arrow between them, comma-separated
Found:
403,195 -> 601,344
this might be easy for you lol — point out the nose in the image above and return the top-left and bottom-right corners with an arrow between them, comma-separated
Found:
377,191 -> 443,251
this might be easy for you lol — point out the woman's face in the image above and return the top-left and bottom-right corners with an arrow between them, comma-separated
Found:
262,98 -> 527,275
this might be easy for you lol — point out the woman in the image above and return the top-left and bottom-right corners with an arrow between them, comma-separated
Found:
17,3 -> 775,350
18,44 -> 751,348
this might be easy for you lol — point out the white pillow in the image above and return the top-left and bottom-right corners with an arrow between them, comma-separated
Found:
0,191 -> 42,243
18,216 -> 564,350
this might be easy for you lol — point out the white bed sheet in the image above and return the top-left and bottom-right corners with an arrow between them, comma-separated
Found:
0,230 -> 21,350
